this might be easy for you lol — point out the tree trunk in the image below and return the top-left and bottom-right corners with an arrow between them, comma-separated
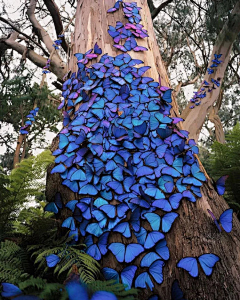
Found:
46,1 -> 240,299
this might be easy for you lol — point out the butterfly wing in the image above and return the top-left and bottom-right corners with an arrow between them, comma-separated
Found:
66,281 -> 88,300
177,257 -> 198,277
135,272 -> 154,290
171,279 -> 186,300
161,212 -> 179,233
140,252 -> 161,267
125,244 -> 144,263
1,283 -> 22,298
219,209 -> 233,232
207,209 -> 221,232
45,254 -> 60,268
102,267 -> 119,282
144,231 -> 165,249
91,291 -> 117,300
121,265 -> 137,290
108,243 -> 125,263
198,254 -> 220,276
155,239 -> 170,260
144,213 -> 161,231
149,259 -> 164,284
215,175 -> 228,195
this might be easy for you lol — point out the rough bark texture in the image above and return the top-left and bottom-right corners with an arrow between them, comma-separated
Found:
182,0 -> 240,142
46,1 -> 240,299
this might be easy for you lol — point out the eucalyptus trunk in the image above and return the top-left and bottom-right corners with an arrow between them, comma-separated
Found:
46,1 -> 240,299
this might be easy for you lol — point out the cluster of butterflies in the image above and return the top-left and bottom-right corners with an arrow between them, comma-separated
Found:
43,1 -> 234,298
19,107 -> 39,135
0,281 -> 117,300
107,0 -> 148,52
189,54 -> 223,109
42,33 -> 65,74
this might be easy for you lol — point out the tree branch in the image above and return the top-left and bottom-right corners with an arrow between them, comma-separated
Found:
0,16 -> 49,57
26,0 -> 56,54
182,0 -> 240,142
3,32 -> 66,79
42,0 -> 69,54
151,0 -> 174,20
147,0 -> 155,13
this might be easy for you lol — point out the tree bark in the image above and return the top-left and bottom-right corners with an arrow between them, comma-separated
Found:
46,1 -> 240,299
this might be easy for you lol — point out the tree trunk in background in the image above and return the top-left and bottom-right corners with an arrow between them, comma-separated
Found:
46,1 -> 240,299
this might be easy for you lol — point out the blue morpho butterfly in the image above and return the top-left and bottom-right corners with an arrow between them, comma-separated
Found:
177,253 -> 220,277
191,163 -> 206,181
213,175 -> 228,195
152,193 -> 183,212
207,208 -> 233,233
44,192 -> 63,214
144,212 -> 178,233
103,265 -> 137,290
62,217 -> 76,230
135,259 -> 165,290
108,243 -> 144,263
171,279 -> 186,300
85,232 -> 109,260
45,254 -> 60,267
66,281 -> 117,300
1,283 -> 40,300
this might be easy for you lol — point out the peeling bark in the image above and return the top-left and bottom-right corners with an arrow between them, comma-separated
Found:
46,1 -> 240,299
182,0 -> 240,142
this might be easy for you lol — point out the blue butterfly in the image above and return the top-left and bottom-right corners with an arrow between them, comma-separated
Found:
103,265 -> 137,290
214,175 -> 228,195
108,243 -> 144,263
135,259 -> 164,290
85,232 -> 109,260
45,254 -> 60,268
1,283 -> 22,298
144,212 -> 178,232
171,279 -> 186,300
207,208 -> 233,233
177,253 -> 220,277
152,193 -> 183,212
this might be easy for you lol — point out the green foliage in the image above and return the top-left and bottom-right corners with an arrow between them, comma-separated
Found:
30,233 -> 100,283
0,69 -> 61,170
0,150 -> 54,236
87,280 -> 138,300
208,123 -> 240,210
0,240 -> 29,284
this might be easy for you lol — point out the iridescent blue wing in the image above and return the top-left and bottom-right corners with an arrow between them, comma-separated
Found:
140,252 -> 161,267
144,213 -> 160,231
86,223 -> 103,237
144,231 -> 165,249
102,267 -> 119,282
125,243 -> 144,263
62,217 -> 75,230
177,257 -> 198,277
1,283 -> 22,298
98,232 -> 109,255
198,254 -> 220,276
135,272 -> 154,290
45,254 -> 60,268
121,265 -> 137,290
66,281 -> 88,300
91,291 -> 117,300
219,209 -> 233,233
171,279 -> 186,300
207,209 -> 221,232
149,259 -> 164,284
155,239 -> 169,260
44,202 -> 58,214
169,193 -> 182,210
215,175 -> 228,196
108,243 -> 125,262
161,212 -> 178,233
113,222 -> 131,238
86,244 -> 101,260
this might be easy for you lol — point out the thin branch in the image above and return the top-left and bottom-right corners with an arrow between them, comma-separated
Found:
42,0 -> 69,54
0,16 -> 49,56
151,0 -> 174,20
